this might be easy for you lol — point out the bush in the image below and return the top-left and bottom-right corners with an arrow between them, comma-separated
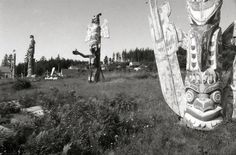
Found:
0,101 -> 21,116
12,79 -> 31,90
0,89 -> 156,154
19,91 -> 154,154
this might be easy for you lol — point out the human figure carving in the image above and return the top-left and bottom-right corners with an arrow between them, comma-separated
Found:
27,35 -> 36,77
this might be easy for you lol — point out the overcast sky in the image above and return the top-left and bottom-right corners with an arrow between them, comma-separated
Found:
0,0 -> 236,64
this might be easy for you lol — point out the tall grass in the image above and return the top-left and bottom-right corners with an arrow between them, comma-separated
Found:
1,89 -> 157,154
1,72 -> 236,154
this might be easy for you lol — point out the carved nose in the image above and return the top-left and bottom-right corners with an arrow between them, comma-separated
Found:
194,95 -> 214,112
198,94 -> 209,99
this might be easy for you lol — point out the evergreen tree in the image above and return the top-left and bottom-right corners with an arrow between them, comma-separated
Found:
122,50 -> 127,62
116,52 -> 121,62
108,58 -> 112,64
104,56 -> 108,65
1,54 -> 9,67
40,56 -> 47,61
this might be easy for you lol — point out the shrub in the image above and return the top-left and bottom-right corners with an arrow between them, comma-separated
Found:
0,101 -> 21,116
0,89 -> 156,154
12,79 -> 31,90
21,91 -> 154,154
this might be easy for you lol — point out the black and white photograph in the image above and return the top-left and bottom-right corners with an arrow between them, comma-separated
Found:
0,0 -> 236,154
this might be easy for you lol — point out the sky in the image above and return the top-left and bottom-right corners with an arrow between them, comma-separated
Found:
0,0 -> 236,64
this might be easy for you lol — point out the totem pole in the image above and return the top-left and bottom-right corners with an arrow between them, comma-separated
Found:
6,50 -> 16,79
73,13 -> 109,82
27,35 -> 36,77
148,0 -> 236,130
11,50 -> 16,79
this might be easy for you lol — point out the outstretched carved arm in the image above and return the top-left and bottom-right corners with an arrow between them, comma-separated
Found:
72,49 -> 95,59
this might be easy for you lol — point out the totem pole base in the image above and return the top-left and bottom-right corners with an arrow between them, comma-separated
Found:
181,114 -> 223,131
87,68 -> 105,83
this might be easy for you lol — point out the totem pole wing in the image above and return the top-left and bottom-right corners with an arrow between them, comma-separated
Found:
148,0 -> 186,117
85,24 -> 93,42
101,19 -> 110,38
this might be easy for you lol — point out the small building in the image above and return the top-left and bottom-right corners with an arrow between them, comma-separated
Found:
129,62 -> 141,67
68,66 -> 79,70
0,66 -> 11,79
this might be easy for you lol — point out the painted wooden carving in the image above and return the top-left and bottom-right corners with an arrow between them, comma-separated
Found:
149,0 -> 236,130
73,13 -> 109,82
27,35 -> 36,77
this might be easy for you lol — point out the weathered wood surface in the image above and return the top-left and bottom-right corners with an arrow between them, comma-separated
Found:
148,0 -> 186,117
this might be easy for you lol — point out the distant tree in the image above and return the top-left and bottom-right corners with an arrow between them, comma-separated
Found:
116,52 -> 121,62
104,56 -> 108,65
16,62 -> 27,76
56,54 -> 60,61
40,56 -> 47,61
119,48 -> 155,63
112,53 -> 115,62
109,58 -> 112,64
122,50 -> 127,62
1,54 -> 9,67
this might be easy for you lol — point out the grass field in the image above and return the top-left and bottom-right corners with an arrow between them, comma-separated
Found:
1,71 -> 236,154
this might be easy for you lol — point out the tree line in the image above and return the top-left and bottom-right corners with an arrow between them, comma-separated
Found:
15,55 -> 87,76
1,47 -> 192,77
104,48 -> 156,64
104,48 -> 187,69
1,54 -> 14,67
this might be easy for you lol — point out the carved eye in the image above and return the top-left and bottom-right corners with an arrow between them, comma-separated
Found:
210,91 -> 221,103
207,75 -> 214,84
186,89 -> 196,103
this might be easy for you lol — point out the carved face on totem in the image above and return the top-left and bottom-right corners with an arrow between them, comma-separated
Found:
184,0 -> 224,129
92,13 -> 101,25
184,70 -> 223,128
186,0 -> 223,25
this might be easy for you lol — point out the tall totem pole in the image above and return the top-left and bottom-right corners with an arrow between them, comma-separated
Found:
73,13 -> 109,82
149,0 -> 236,130
7,50 -> 16,79
27,35 -> 36,77
11,50 -> 16,79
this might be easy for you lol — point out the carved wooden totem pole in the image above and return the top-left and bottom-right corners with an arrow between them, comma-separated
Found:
149,0 -> 236,130
27,35 -> 36,77
11,50 -> 16,79
73,13 -> 109,82
7,50 -> 16,79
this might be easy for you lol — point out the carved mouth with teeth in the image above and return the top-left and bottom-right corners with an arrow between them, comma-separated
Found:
184,70 -> 223,130
187,0 -> 223,25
